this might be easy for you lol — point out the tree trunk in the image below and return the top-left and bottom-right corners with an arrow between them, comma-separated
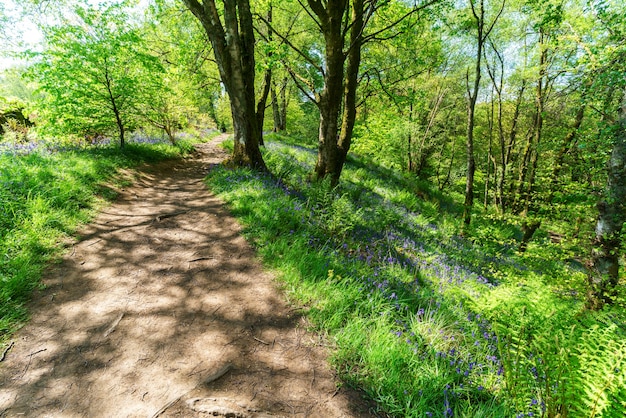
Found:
164,124 -> 176,144
547,104 -> 585,202
416,88 -> 444,178
183,0 -> 266,170
518,218 -> 541,253
463,11 -> 483,226
271,84 -> 282,132
499,82 -> 525,212
485,89 -> 494,209
256,5 -> 274,146
103,63 -> 125,148
312,2 -> 348,185
516,29 -> 547,214
515,29 -> 549,251
335,0 -> 364,185
309,0 -> 364,187
256,69 -> 272,146
279,79 -> 288,130
587,89 -> 626,309
408,102 -> 414,172
463,0 -> 500,226
438,134 -> 457,191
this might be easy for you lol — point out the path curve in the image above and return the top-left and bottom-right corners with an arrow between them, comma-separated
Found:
0,135 -> 376,418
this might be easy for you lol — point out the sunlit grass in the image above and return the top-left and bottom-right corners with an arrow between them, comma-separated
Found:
206,135 -> 626,417
0,140 -> 195,342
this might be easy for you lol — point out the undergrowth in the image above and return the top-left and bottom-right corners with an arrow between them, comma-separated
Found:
0,139 -> 195,342
206,134 -> 626,417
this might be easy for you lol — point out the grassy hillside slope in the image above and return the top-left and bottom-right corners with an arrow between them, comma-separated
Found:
206,135 -> 626,418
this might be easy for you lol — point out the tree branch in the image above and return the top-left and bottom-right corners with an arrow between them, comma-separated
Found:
361,0 -> 441,46
285,64 -> 319,105
256,13 -> 324,73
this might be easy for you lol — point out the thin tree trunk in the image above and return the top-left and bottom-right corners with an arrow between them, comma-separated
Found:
547,104 -> 585,202
500,82 -> 525,211
104,65 -> 125,148
485,39 -> 509,213
416,87 -> 445,178
271,77 -> 288,132
256,69 -> 272,146
463,0 -> 505,226
516,29 -> 547,214
485,85 -> 495,209
516,29 -> 547,251
440,135 -> 457,191
463,30 -> 482,226
271,83 -> 281,132
256,5 -> 274,146
279,79 -> 288,130
408,102 -> 414,172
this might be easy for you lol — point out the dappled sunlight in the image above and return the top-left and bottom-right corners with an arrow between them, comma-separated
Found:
0,138 -> 374,417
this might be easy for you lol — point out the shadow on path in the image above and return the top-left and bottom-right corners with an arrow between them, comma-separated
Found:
0,137 -> 377,418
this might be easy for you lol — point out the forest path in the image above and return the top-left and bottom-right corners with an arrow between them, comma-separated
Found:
0,135 -> 375,418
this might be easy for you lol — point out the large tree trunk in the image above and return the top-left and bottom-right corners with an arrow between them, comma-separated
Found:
312,2 -> 348,185
587,89 -> 626,309
335,0 -> 364,185
182,0 -> 266,170
309,0 -> 364,187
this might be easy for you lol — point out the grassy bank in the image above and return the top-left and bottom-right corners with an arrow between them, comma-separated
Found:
0,139 -> 195,341
205,135 -> 626,417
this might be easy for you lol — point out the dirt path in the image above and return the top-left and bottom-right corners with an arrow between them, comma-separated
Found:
0,136 -> 376,418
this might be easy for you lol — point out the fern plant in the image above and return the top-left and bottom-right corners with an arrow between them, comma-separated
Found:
306,179 -> 363,240
569,319 -> 626,417
495,307 -> 626,418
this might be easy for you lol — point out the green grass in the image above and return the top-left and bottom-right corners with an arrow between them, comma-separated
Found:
206,136 -> 626,417
0,141 -> 193,342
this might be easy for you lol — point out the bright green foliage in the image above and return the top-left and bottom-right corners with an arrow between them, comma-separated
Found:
29,2 -> 163,146
142,1 -> 220,139
0,141 -> 188,340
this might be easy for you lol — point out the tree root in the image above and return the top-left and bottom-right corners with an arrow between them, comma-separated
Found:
150,363 -> 233,418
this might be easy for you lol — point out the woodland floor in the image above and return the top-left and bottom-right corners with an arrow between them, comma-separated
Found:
0,135 -> 377,418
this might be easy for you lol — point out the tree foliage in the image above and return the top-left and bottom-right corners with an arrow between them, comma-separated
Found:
31,2 -> 163,147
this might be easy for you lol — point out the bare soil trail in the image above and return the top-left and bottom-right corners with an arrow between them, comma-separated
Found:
0,135 -> 377,418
